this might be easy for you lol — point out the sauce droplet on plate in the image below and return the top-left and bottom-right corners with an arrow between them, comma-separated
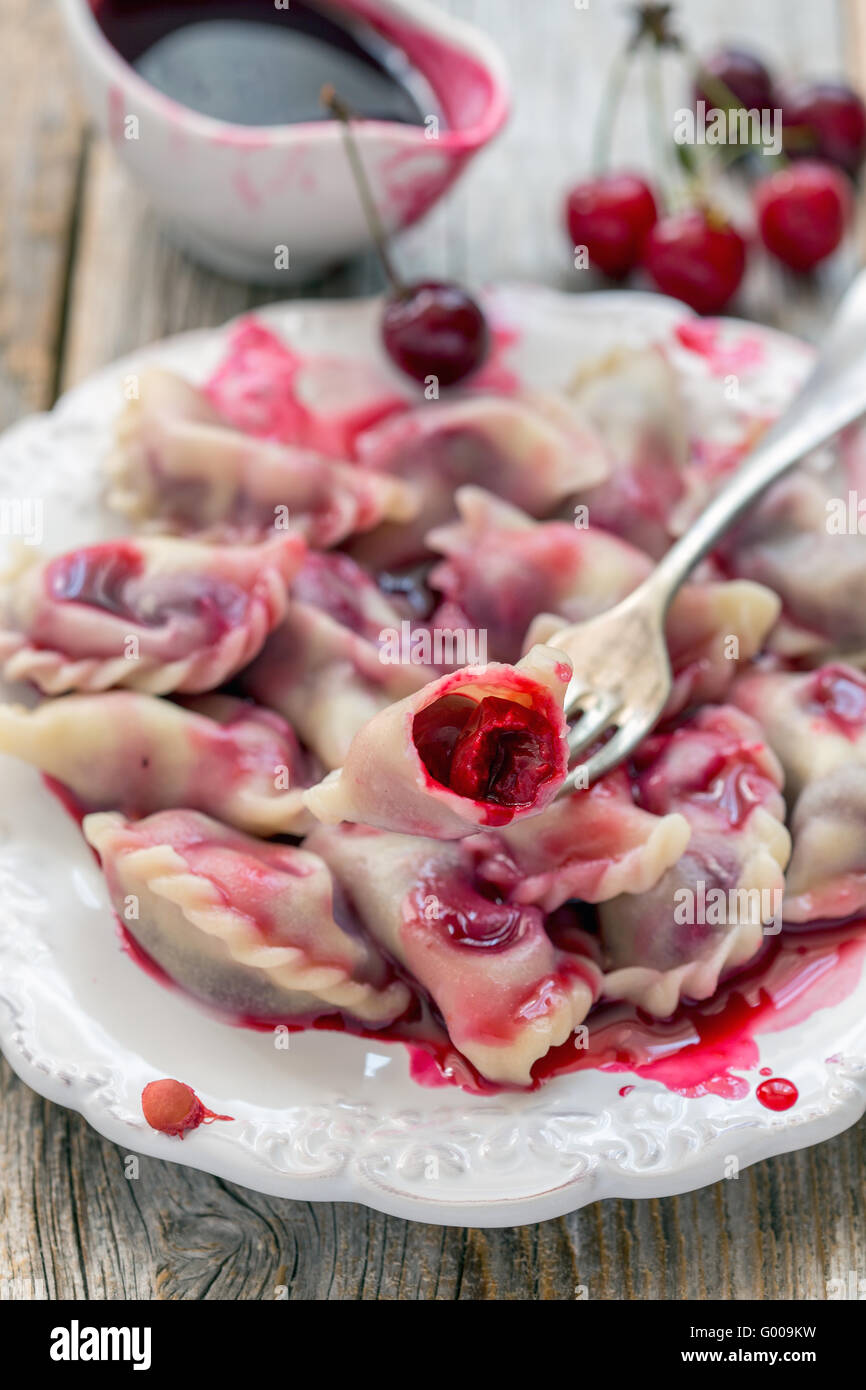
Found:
756,1076 -> 798,1111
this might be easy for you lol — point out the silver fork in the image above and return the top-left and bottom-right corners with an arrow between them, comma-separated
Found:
553,268 -> 866,795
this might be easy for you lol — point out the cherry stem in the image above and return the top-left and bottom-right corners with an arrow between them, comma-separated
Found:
320,84 -> 404,293
644,44 -> 671,211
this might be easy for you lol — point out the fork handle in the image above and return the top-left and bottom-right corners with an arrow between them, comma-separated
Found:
645,268 -> 866,607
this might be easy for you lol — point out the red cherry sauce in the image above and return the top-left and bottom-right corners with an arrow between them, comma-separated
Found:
91,0 -> 432,128
696,754 -> 769,830
551,921 -> 866,1104
206,319 -> 406,458
674,319 -> 765,377
755,1077 -> 798,1111
409,868 -> 532,952
412,692 -> 559,819
635,720 -> 774,831
807,665 -> 866,738
45,540 -> 245,642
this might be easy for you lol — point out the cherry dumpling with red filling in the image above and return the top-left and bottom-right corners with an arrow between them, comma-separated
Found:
0,533 -> 302,695
597,706 -> 791,1017
733,663 -> 866,796
302,644 -> 572,838
106,367 -> 417,546
721,421 -> 866,662
430,486 -> 780,705
84,809 -> 410,1026
0,691 -> 319,836
241,591 -> 429,771
306,822 -> 602,1086
563,346 -> 690,558
346,392 -> 609,568
734,664 -> 866,922
466,764 -> 691,912
425,486 -> 652,664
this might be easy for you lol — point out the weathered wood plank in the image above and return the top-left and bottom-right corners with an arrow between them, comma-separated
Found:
5,1056 -> 866,1300
0,0 -> 85,425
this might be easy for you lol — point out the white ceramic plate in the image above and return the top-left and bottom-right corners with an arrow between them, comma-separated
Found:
2,285 -> 866,1228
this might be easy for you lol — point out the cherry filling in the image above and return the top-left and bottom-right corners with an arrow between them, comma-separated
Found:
48,542 -> 144,619
46,542 -> 246,638
635,722 -> 773,830
409,873 -> 531,951
292,552 -> 373,634
413,692 -> 557,808
412,693 -> 475,786
808,665 -> 866,737
702,763 -> 762,829
437,896 -> 528,950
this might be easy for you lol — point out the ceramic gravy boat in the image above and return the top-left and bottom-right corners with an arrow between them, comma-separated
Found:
58,0 -> 510,281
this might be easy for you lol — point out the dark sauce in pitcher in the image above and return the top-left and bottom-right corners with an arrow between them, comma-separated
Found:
90,0 -> 435,126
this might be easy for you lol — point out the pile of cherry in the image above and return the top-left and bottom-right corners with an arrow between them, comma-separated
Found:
565,47 -> 865,314
330,26 -> 864,394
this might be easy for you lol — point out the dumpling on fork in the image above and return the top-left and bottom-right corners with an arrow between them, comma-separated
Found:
107,367 -> 417,547
0,691 -> 318,836
0,533 -> 301,695
302,645 -> 572,838
307,822 -> 602,1086
84,809 -> 410,1027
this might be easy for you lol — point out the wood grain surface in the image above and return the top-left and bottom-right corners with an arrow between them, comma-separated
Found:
2,0 -> 865,1301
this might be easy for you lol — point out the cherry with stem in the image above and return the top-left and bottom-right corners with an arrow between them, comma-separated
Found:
321,84 -> 489,389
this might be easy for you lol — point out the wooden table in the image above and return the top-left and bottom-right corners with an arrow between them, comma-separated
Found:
3,0 -> 866,1301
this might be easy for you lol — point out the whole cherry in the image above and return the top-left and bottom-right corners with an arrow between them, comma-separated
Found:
782,80 -> 866,176
755,160 -> 852,271
382,282 -> 489,387
322,85 -> 489,388
564,173 -> 658,279
695,47 -> 775,115
642,210 -> 747,314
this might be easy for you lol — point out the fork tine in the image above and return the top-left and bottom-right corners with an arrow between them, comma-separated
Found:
566,691 -> 622,760
563,679 -> 592,719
